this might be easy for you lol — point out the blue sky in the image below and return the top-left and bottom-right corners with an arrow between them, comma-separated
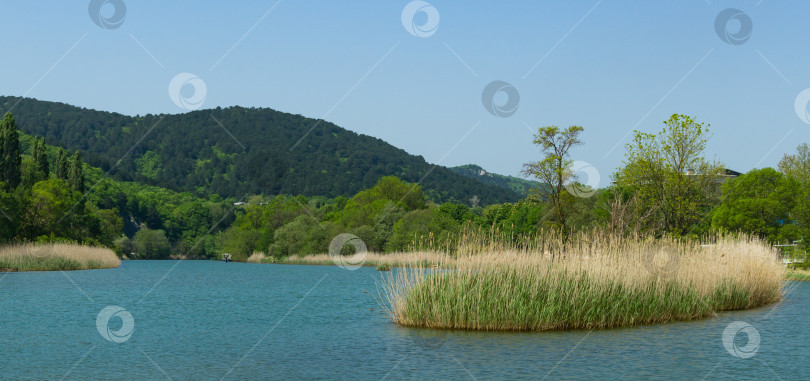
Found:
2,1 -> 809,187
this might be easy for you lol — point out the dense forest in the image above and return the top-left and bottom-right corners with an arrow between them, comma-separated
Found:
0,96 -> 521,205
449,164 -> 543,197
0,105 -> 808,264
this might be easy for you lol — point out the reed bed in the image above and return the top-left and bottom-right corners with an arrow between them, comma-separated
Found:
0,243 -> 120,271
379,231 -> 785,331
246,251 -> 267,263
283,251 -> 453,268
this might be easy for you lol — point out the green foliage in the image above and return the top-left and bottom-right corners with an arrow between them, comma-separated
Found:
0,184 -> 20,240
711,168 -> 800,243
615,114 -> 724,236
19,179 -> 78,239
480,201 -> 545,236
449,164 -> 544,198
69,151 -> 84,193
2,96 -> 520,205
114,235 -> 133,257
132,228 -> 171,259
55,148 -> 68,180
335,176 -> 424,227
376,263 -> 391,271
398,270 -> 769,331
34,137 -> 49,177
779,143 -> 810,184
522,125 -> 584,230
269,215 -> 337,258
0,113 -> 22,189
22,137 -> 49,185
778,143 -> 810,245
2,103 -> 806,261
371,201 -> 406,251
386,207 -> 461,252
386,209 -> 433,252
135,150 -> 162,180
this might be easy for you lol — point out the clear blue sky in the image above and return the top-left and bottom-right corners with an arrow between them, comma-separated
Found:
2,1 -> 808,186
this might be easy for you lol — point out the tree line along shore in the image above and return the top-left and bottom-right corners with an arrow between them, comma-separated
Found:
1,111 -> 807,330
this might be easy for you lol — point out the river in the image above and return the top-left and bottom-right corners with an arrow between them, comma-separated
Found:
0,261 -> 806,380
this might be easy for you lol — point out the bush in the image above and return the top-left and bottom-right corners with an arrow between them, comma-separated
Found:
269,216 -> 338,258
132,228 -> 171,259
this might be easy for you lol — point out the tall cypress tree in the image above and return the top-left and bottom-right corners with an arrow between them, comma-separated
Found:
69,151 -> 85,193
55,148 -> 69,180
0,113 -> 21,189
31,138 -> 40,162
34,137 -> 49,177
0,117 -> 5,186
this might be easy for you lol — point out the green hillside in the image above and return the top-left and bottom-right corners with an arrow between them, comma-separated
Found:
1,96 -> 521,206
449,164 -> 544,196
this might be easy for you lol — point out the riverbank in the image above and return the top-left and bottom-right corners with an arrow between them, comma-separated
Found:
281,251 -> 451,268
285,251 -> 802,282
0,243 -> 120,271
787,269 -> 810,281
379,233 -> 784,331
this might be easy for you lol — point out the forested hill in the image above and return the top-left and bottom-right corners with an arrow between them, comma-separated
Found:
449,164 -> 543,197
1,96 -> 521,205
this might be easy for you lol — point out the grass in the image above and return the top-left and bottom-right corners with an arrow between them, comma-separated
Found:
246,251 -> 267,263
0,243 -> 120,271
786,268 -> 810,281
283,251 -> 453,268
378,231 -> 785,331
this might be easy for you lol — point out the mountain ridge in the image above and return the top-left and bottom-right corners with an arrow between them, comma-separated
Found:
1,96 -> 522,205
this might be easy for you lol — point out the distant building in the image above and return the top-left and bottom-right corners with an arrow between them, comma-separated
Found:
723,168 -> 742,177
685,168 -> 741,180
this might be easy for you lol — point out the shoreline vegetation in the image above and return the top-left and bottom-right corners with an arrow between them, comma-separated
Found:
280,251 -> 453,268
368,231 -> 784,331
281,248 -> 802,281
786,269 -> 810,281
0,243 -> 120,271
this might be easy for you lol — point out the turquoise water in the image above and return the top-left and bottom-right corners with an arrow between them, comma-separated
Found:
0,261 -> 807,380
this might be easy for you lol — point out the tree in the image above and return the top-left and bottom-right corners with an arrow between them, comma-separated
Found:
69,151 -> 84,193
615,114 -> 723,236
479,200 -> 545,238
269,215 -> 333,258
22,137 -> 49,186
336,176 -> 425,228
371,201 -> 406,251
132,228 -> 171,259
88,205 -> 124,247
522,125 -> 583,230
0,184 -> 20,241
711,168 -> 800,243
55,148 -> 69,180
597,185 -> 657,236
19,179 -> 76,239
778,143 -> 810,184
385,207 -> 460,252
386,209 -> 433,252
779,143 -> 810,244
34,137 -> 49,177
0,113 -> 22,189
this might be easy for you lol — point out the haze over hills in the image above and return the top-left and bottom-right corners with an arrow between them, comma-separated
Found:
1,96 -> 523,205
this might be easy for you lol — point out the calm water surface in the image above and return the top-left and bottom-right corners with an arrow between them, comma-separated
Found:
0,261 -> 807,380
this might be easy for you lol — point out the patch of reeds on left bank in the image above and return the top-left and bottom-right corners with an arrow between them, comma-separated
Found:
0,243 -> 120,271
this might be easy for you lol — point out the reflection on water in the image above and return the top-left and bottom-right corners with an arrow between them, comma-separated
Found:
0,261 -> 806,380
